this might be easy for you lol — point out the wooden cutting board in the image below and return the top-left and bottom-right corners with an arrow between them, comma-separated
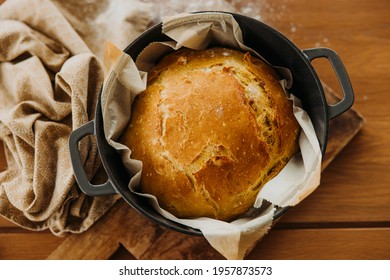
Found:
47,84 -> 364,260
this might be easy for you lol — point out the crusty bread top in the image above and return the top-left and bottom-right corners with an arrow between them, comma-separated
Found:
121,47 -> 300,221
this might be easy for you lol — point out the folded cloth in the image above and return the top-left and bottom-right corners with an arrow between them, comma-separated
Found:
0,0 -> 121,235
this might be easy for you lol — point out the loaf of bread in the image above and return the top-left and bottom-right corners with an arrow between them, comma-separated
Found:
121,47 -> 300,221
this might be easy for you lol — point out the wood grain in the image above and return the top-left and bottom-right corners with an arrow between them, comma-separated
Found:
247,228 -> 390,260
0,233 -> 62,260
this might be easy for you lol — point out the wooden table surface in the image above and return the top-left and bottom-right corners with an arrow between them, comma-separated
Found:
1,0 -> 389,260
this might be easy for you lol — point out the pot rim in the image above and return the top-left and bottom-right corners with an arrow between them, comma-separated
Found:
70,11 -> 354,237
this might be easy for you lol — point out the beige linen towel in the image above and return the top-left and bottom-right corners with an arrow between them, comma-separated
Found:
0,0 -> 121,235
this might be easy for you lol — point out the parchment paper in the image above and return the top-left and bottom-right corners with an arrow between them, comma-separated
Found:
101,12 -> 322,260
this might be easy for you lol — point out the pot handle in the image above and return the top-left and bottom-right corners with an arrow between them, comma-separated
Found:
303,48 -> 354,119
69,120 -> 117,196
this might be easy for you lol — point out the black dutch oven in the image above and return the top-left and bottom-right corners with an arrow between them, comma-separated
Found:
69,12 -> 354,236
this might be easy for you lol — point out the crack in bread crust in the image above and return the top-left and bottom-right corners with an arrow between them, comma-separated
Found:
160,142 -> 237,215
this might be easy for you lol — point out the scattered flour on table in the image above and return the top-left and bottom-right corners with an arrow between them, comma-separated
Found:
52,0 -> 310,58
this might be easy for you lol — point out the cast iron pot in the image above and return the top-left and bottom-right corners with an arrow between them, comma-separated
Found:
69,12 -> 354,236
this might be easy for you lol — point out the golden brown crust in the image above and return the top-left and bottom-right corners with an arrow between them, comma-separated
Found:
121,47 -> 300,221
